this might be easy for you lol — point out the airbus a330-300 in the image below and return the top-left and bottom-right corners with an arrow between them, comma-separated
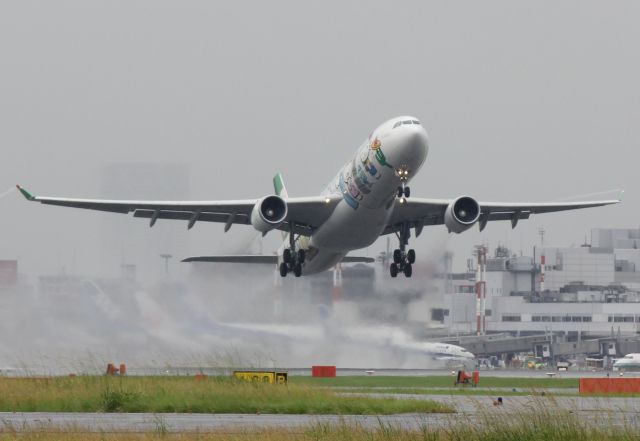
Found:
18,116 -> 621,278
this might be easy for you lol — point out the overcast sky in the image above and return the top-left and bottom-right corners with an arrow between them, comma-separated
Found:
1,1 -> 638,279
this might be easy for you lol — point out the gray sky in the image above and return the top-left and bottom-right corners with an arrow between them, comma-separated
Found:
1,1 -> 638,278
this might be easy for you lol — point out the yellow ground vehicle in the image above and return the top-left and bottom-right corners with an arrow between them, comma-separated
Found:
233,370 -> 288,384
526,357 -> 546,369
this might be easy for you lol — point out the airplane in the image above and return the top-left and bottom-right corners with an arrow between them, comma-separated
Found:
220,322 -> 476,369
613,353 -> 640,371
17,115 -> 622,279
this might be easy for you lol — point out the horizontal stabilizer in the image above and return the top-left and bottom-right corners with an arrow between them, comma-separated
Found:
182,255 -> 375,264
341,256 -> 375,263
182,255 -> 278,264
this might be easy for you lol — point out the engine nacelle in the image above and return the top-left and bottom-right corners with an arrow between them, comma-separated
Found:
444,196 -> 481,234
250,195 -> 288,232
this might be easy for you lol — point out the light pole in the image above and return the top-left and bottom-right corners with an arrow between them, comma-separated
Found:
160,254 -> 172,277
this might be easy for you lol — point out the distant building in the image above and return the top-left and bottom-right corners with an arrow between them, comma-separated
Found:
434,228 -> 640,339
0,260 -> 18,287
543,228 -> 640,291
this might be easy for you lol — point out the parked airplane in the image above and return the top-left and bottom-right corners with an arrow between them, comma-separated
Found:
613,353 -> 640,370
17,116 -> 621,278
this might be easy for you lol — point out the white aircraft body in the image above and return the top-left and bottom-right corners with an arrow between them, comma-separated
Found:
18,116 -> 621,278
613,353 -> 640,370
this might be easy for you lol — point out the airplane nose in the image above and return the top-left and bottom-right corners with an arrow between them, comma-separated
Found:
398,127 -> 429,166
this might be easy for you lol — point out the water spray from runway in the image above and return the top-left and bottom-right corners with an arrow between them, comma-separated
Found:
0,245 -> 453,373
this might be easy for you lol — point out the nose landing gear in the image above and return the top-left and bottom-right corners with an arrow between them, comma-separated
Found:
396,166 -> 411,199
389,222 -> 415,278
396,183 -> 410,199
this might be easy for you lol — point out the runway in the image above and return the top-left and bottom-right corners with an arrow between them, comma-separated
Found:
0,412 -> 453,432
3,394 -> 640,433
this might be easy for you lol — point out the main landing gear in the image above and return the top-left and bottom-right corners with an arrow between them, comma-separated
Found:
389,222 -> 415,278
279,223 -> 305,278
279,248 -> 305,278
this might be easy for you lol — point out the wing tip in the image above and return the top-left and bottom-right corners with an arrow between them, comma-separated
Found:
16,185 -> 35,201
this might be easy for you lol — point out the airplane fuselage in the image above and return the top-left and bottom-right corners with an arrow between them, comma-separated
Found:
613,353 -> 640,370
283,116 -> 429,274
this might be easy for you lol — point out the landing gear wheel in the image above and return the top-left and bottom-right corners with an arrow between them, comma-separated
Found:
397,187 -> 404,198
390,222 -> 413,279
283,249 -> 292,264
404,186 -> 410,198
293,263 -> 302,277
279,262 -> 288,277
297,249 -> 306,264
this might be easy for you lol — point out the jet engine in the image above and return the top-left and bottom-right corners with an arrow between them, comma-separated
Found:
251,195 -> 288,232
444,196 -> 481,233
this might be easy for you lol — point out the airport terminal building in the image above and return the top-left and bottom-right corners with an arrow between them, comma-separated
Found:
437,228 -> 640,339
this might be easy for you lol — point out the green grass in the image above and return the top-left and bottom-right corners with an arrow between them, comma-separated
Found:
343,387 -> 571,396
0,376 -> 452,414
291,375 -> 579,389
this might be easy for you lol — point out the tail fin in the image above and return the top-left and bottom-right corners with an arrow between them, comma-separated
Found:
273,172 -> 289,198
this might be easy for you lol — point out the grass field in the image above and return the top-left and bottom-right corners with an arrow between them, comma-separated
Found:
290,375 -> 579,389
0,376 -> 452,414
343,387 -> 569,396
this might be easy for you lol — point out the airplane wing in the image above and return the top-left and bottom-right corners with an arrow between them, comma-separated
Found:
183,255 -> 279,263
342,256 -> 376,263
384,194 -> 623,235
16,185 -> 339,236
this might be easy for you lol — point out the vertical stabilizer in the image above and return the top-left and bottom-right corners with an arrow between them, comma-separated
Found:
273,172 -> 289,198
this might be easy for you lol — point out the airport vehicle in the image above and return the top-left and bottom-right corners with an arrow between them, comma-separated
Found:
613,353 -> 640,370
17,116 -> 621,278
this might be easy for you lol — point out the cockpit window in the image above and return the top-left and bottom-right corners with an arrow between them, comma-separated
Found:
393,119 -> 421,128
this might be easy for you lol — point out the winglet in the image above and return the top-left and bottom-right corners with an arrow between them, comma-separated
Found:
619,189 -> 625,202
16,185 -> 35,201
